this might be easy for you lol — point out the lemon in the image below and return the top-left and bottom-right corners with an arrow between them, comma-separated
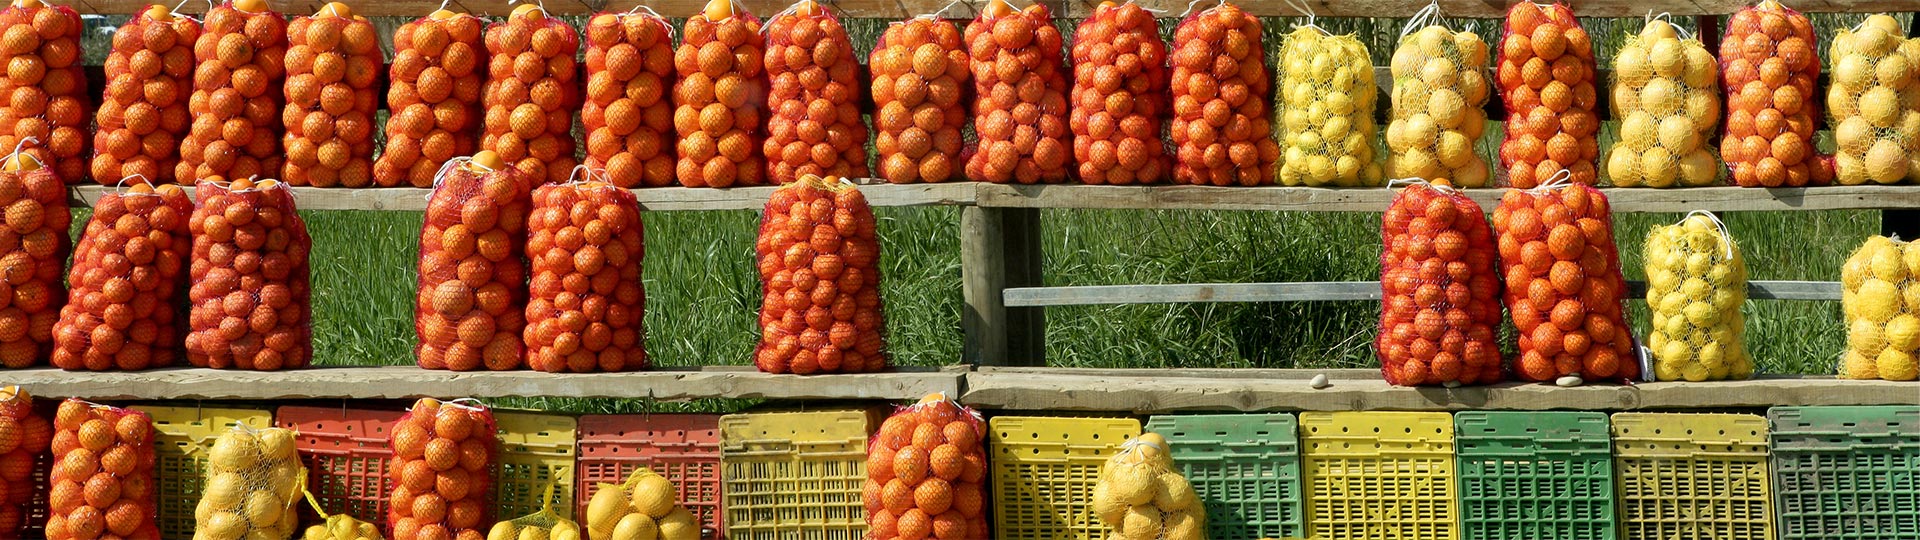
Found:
1656,359 -> 1686,381
1641,147 -> 1678,187
1306,101 -> 1330,125
1404,114 -> 1438,149
1697,342 -> 1725,368
1872,245 -> 1909,282
1435,131 -> 1472,168
1681,363 -> 1711,382
1641,79 -> 1684,115
1877,348 -> 1919,380
1683,301 -> 1718,326
1456,31 -> 1486,66
1391,42 -> 1421,77
1616,44 -> 1652,86
1868,139 -> 1910,184
1685,249 -> 1714,272
1613,84 -> 1643,114
1685,92 -> 1720,129
1679,150 -> 1718,186
1659,293 -> 1688,318
1641,19 -> 1678,40
1649,38 -> 1685,78
1888,314 -> 1920,351
1460,69 -> 1489,105
204,472 -> 247,509
1414,26 -> 1449,56
1335,155 -> 1362,184
1838,152 -> 1870,185
1845,349 -> 1881,379
1307,155 -> 1336,184
1384,121 -> 1411,152
1649,268 -> 1678,293
1395,148 -> 1441,179
1282,109 -> 1309,132
1837,116 -> 1876,155
209,430 -> 262,472
1683,46 -> 1717,87
1681,277 -> 1712,300
1879,54 -> 1913,89
519,525 -> 551,540
1836,54 -> 1875,90
1324,91 -> 1355,116
1830,87 -> 1860,119
1859,280 -> 1903,322
1420,56 -> 1458,88
1428,88 -> 1465,129
207,511 -> 248,540
1660,339 -> 1692,365
1658,116 -> 1700,153
1620,112 -> 1658,150
1323,116 -> 1352,142
1608,148 -> 1642,186
1857,26 -> 1896,56
1861,86 -> 1902,128
1712,289 -> 1742,314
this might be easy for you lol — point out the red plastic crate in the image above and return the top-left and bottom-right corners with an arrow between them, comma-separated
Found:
276,405 -> 407,528
575,414 -> 725,539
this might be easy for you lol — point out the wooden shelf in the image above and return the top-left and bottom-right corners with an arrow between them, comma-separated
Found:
1002,280 -> 1842,307
66,182 -> 976,212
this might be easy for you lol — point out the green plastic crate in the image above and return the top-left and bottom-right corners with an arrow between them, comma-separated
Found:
1770,406 -> 1920,540
1144,413 -> 1303,540
1455,411 -> 1616,540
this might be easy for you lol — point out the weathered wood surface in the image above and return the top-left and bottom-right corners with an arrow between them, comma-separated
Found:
976,184 -> 1920,213
68,181 -> 974,212
8,365 -> 965,400
1003,280 -> 1841,307
963,367 -> 1920,412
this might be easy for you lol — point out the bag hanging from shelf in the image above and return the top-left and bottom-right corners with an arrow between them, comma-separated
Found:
1827,15 -> 1920,185
185,177 -> 312,370
1644,212 -> 1752,381
178,0 -> 287,183
1494,1 -> 1599,187
1606,15 -> 1721,188
92,5 -> 197,185
581,7 -> 677,188
1385,1 -> 1492,188
1719,0 -> 1831,187
1492,172 -> 1637,384
54,176 -> 190,371
281,3 -> 380,187
1170,1 -> 1277,186
753,175 -> 888,374
1840,235 -> 1920,380
1069,0 -> 1169,185
870,9 -> 969,184
377,8 -> 487,188
416,152 -> 531,372
1378,180 -> 1503,386
387,398 -> 497,540
482,2 -> 581,185
962,0 -> 1070,184
672,0 -> 767,188
1275,0 -> 1381,187
763,0 -> 868,184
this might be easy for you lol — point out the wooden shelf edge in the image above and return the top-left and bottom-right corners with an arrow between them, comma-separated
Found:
66,182 -> 977,212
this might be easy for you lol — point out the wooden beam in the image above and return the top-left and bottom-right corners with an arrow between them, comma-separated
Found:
1003,280 -> 1840,306
68,181 -> 975,212
60,0 -> 1915,18
975,184 -> 1920,213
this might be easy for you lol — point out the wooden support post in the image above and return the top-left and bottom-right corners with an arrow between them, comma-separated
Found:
962,207 -> 1046,367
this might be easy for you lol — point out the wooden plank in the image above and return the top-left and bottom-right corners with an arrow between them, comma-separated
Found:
7,365 -> 964,401
67,181 -> 974,212
70,0 -> 970,18
976,184 -> 1920,213
1003,280 -> 1840,306
963,367 -> 1920,413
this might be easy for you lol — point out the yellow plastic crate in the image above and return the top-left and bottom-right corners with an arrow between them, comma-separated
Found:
1300,411 -> 1457,540
494,410 -> 578,519
133,405 -> 274,540
988,415 -> 1142,540
721,406 -> 886,540
1612,413 -> 1772,540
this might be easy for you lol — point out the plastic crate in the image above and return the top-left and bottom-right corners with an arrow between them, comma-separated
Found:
1143,413 -> 1303,540
495,410 -> 578,519
133,404 -> 274,540
1613,413 -> 1772,540
575,414 -> 724,538
989,415 -> 1142,540
1455,411 -> 1615,540
1770,406 -> 1920,540
721,407 -> 886,540
275,405 -> 406,524
1300,411 -> 1456,540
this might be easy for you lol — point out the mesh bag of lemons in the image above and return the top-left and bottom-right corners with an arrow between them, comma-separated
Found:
1275,15 -> 1381,187
1644,212 -> 1752,381
301,497 -> 386,540
1091,433 -> 1203,540
1841,235 -> 1920,380
1829,15 -> 1920,185
1385,3 -> 1491,188
196,424 -> 307,540
584,468 -> 701,540
1608,17 -> 1722,187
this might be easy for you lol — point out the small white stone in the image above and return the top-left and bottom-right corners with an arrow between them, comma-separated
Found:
1310,374 -> 1330,389
1442,381 -> 1461,388
1556,375 -> 1584,387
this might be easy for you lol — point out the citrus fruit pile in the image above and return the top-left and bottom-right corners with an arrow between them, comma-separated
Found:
1721,1 -> 1828,187
0,387 -> 52,535
1070,1 -> 1167,185
584,468 -> 701,540
1092,433 -> 1203,540
281,4 -> 378,187
753,175 -> 887,374
54,180 -> 191,371
1828,15 -> 1920,185
302,512 -> 386,540
526,178 -> 646,372
1492,182 -> 1636,383
0,0 -> 87,183
184,178 -> 312,370
487,507 -> 582,540
870,17 -> 967,184
194,425 -> 305,540
963,0 -> 1069,184
483,4 -> 580,185
1840,235 -> 1920,380
0,152 -> 66,368
416,152 -> 529,372
764,0 -> 868,184
180,0 -> 287,183
47,399 -> 157,540
92,7 -> 197,185
1276,26 -> 1380,186
1378,183 -> 1503,386
1495,2 -> 1599,187
864,394 -> 988,540
673,0 -> 766,187
387,398 -> 495,540
375,10 -> 486,187
1607,18 -> 1721,187
582,11 -> 676,188
1169,3 -> 1275,186
1386,22 -> 1491,188
1645,213 -> 1752,381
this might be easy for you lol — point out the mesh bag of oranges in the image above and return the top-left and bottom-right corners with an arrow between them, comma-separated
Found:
525,169 -> 646,373
0,0 -> 87,183
582,9 -> 676,188
301,491 -> 386,540
1069,1 -> 1168,185
185,177 -> 312,370
1091,433 -> 1203,540
416,152 -> 530,372
1169,2 -> 1276,186
1385,3 -> 1492,188
1840,236 -> 1920,381
1377,181 -> 1503,387
673,0 -> 767,188
53,177 -> 192,371
0,387 -> 52,535
281,3 -> 379,187
195,423 -> 305,540
0,146 -> 67,368
1495,2 -> 1599,188
753,175 -> 888,374
377,9 -> 486,188
1607,16 -> 1721,188
1491,173 -> 1637,384
1275,13 -> 1381,187
483,3 -> 580,185
1644,212 -> 1753,381
1828,15 -> 1920,186
584,467 -> 701,540
964,0 -> 1070,184
91,6 -> 197,185
48,399 -> 157,540
865,393 -> 989,540
1720,0 -> 1830,187
487,483 -> 582,540
870,13 -> 968,184
180,0 -> 287,183
388,398 -> 496,540
764,0 -> 869,184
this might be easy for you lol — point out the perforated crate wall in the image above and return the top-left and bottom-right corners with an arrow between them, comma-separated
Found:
575,414 -> 724,538
1144,413 -> 1302,540
988,415 -> 1141,540
495,410 -> 578,519
721,407 -> 885,540
1300,411 -> 1456,540
1455,411 -> 1615,540
275,405 -> 405,525
133,405 -> 274,540
1770,406 -> 1920,540
1613,413 -> 1772,540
